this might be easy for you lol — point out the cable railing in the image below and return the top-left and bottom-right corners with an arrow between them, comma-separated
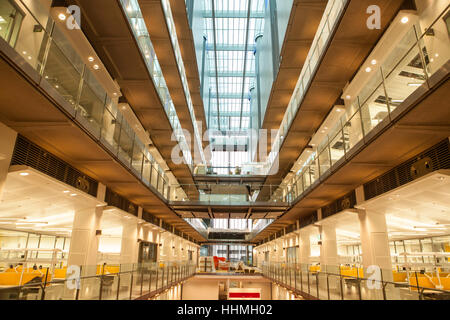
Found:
0,0 -> 172,200
261,262 -> 450,300
0,261 -> 197,300
273,5 -> 450,204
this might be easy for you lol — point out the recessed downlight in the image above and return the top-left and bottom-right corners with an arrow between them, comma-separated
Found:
19,172 -> 29,176
88,56 -> 95,62
58,13 -> 67,21
93,64 -> 100,70
365,67 -> 372,73
401,17 -> 409,24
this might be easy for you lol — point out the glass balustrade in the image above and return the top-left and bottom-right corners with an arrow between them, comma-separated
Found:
264,0 -> 349,174
261,262 -> 450,300
171,184 -> 295,205
161,0 -> 206,164
119,0 -> 194,169
0,261 -> 197,300
272,5 -> 450,205
0,0 -> 172,200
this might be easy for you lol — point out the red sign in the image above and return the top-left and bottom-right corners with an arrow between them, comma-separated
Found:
228,292 -> 261,299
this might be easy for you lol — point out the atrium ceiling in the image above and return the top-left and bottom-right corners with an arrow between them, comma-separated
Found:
200,0 -> 265,133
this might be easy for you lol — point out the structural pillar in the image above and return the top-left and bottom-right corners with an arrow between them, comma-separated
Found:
67,207 -> 103,271
299,229 -> 310,272
320,223 -> 339,274
356,186 -> 398,299
120,221 -> 139,266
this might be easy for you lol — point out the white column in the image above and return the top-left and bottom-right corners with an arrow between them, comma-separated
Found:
68,207 -> 102,271
0,123 -> 17,199
358,209 -> 393,275
299,230 -> 310,272
120,221 -> 139,266
358,209 -> 398,299
320,224 -> 339,274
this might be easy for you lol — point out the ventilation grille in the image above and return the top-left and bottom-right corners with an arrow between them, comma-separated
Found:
364,139 -> 450,200
105,188 -> 138,216
208,232 -> 246,240
174,228 -> 182,237
286,224 -> 296,234
161,220 -> 172,232
276,230 -> 284,239
322,190 -> 357,219
11,135 -> 98,197
142,210 -> 160,227
300,212 -> 318,229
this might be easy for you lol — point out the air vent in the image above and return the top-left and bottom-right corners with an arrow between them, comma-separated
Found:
161,220 -> 172,232
11,135 -> 98,197
142,210 -> 160,227
364,139 -> 450,200
208,232 -> 246,240
286,224 -> 296,234
321,190 -> 357,219
299,212 -> 318,229
276,230 -> 284,239
105,188 -> 138,216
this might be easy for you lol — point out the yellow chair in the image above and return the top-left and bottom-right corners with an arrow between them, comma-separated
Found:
0,272 -> 42,286
53,268 -> 67,279
392,271 -> 407,283
105,266 -> 120,274
309,265 -> 321,273
409,276 -> 450,291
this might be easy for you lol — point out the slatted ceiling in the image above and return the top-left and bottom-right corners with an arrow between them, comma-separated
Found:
250,213 -> 266,219
11,135 -> 99,197
364,139 -> 450,201
265,212 -> 283,219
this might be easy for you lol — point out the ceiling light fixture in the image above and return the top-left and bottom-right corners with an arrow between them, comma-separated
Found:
88,57 -> 94,62
401,17 -> 409,24
371,59 -> 377,65
365,67 -> 372,73
58,13 -> 67,21
93,64 -> 100,70
19,172 -> 29,176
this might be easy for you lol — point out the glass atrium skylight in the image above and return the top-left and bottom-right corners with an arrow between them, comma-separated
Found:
203,0 -> 265,133
192,0 -> 266,171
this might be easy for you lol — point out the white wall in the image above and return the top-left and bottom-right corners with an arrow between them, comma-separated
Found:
182,279 -> 219,300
